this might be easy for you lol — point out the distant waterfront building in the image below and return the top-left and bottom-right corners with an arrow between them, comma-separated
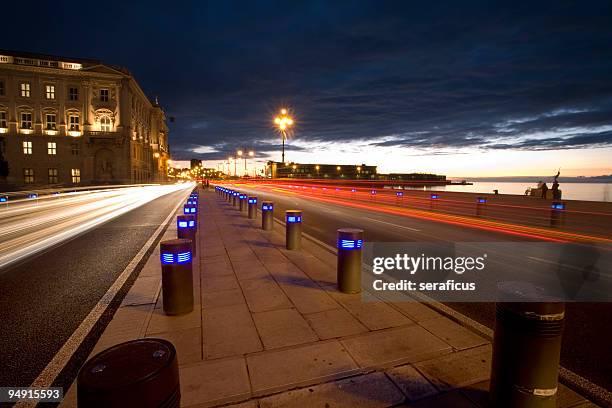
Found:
265,161 -> 446,184
266,161 -> 377,179
190,159 -> 202,169
0,50 -> 170,188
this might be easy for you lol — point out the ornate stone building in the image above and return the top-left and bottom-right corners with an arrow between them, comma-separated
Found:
0,50 -> 170,188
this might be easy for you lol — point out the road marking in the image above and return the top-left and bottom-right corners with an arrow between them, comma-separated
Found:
363,216 -> 420,232
17,189 -> 190,408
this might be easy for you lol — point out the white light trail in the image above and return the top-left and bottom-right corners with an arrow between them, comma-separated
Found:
0,183 -> 193,271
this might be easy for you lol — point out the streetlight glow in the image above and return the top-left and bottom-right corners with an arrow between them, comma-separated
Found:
274,108 -> 294,163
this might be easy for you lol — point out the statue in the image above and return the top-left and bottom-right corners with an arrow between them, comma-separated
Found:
551,169 -> 561,200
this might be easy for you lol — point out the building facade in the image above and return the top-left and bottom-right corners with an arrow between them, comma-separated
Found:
0,50 -> 170,189
266,161 -> 377,179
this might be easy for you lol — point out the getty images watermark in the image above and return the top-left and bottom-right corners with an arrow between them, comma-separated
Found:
362,242 -> 612,302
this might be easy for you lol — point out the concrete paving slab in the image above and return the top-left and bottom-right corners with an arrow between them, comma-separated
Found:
419,317 -> 488,350
202,274 -> 240,293
252,308 -> 319,349
277,280 -> 341,315
222,401 -> 260,408
121,276 -> 161,306
399,391 -> 479,407
325,288 -> 414,330
146,307 -> 201,335
232,260 -> 271,281
259,372 -> 404,408
414,344 -> 492,391
91,304 -> 152,353
202,288 -> 245,309
386,364 -> 439,402
280,251 -> 337,286
146,327 -> 202,365
341,326 -> 452,368
389,302 -> 442,322
203,303 -> 263,359
180,357 -> 251,407
304,308 -> 369,340
247,340 -> 360,395
201,260 -> 235,277
240,277 -> 293,313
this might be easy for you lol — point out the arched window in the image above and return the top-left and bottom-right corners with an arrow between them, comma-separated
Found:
100,116 -> 111,132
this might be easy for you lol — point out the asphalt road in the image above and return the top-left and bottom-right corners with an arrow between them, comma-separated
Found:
235,184 -> 612,391
0,187 -> 188,392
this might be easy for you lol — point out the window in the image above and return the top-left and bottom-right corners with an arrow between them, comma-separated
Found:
69,115 -> 79,131
71,168 -> 81,183
46,85 -> 55,99
46,114 -> 56,130
47,142 -> 57,155
100,116 -> 111,132
0,111 -> 6,128
69,87 -> 78,101
0,80 -> 4,96
23,141 -> 32,155
71,143 -> 79,156
100,89 -> 109,102
24,168 -> 34,183
20,82 -> 31,97
21,112 -> 32,129
48,168 -> 58,183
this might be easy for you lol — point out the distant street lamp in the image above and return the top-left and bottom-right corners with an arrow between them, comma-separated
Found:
274,108 -> 294,164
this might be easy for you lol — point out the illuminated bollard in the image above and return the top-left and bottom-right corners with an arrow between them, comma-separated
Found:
77,338 -> 180,408
160,239 -> 194,315
490,302 -> 565,408
227,190 -> 233,202
28,193 -> 38,199
430,193 -> 439,210
476,197 -> 487,217
186,197 -> 197,206
261,201 -> 274,230
239,194 -> 247,211
248,196 -> 258,219
183,204 -> 197,215
370,189 -> 376,200
337,228 -> 364,294
550,202 -> 565,228
285,210 -> 302,250
177,215 -> 197,256
0,195 -> 7,203
395,191 -> 403,205
232,191 -> 239,206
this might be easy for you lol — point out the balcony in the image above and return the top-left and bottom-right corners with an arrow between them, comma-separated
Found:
87,130 -> 118,137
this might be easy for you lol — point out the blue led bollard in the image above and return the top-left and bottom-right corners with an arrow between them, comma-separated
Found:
550,202 -> 565,227
477,197 -> 487,217
351,188 -> 357,193
286,210 -> 302,250
160,238 -> 194,315
232,191 -> 239,206
262,201 -> 274,230
239,194 -> 247,211
337,228 -> 364,294
183,204 -> 197,215
0,195 -> 7,203
248,196 -> 258,219
177,214 -> 197,255
396,191 -> 403,197
430,193 -> 439,199
371,190 -> 376,195
28,193 -> 38,199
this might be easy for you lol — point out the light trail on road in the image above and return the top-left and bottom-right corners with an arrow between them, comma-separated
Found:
0,183 -> 193,271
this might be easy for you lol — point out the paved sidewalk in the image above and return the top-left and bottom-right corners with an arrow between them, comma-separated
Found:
61,188 -> 597,407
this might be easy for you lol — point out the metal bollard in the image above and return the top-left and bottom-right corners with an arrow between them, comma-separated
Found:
261,201 -> 274,230
337,228 -> 364,294
0,195 -> 7,203
177,215 -> 197,256
248,196 -> 258,219
183,204 -> 197,215
239,194 -> 247,211
226,189 -> 233,202
550,202 -> 565,228
476,197 -> 487,217
77,338 -> 180,408
232,191 -> 239,206
285,210 -> 302,250
160,239 -> 194,315
490,302 -> 565,408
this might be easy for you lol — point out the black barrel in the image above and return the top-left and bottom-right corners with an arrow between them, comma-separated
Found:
77,338 -> 180,407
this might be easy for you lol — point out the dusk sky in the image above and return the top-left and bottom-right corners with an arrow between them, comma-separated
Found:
3,1 -> 612,177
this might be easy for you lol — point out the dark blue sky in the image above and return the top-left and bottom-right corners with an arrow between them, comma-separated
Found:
2,1 -> 612,172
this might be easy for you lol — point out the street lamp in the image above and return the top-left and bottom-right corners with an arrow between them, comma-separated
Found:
274,108 -> 294,164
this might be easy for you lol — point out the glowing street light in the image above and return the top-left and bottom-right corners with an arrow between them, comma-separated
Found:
274,108 -> 294,164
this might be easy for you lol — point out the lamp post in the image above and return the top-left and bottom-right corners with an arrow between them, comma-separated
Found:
274,108 -> 294,164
